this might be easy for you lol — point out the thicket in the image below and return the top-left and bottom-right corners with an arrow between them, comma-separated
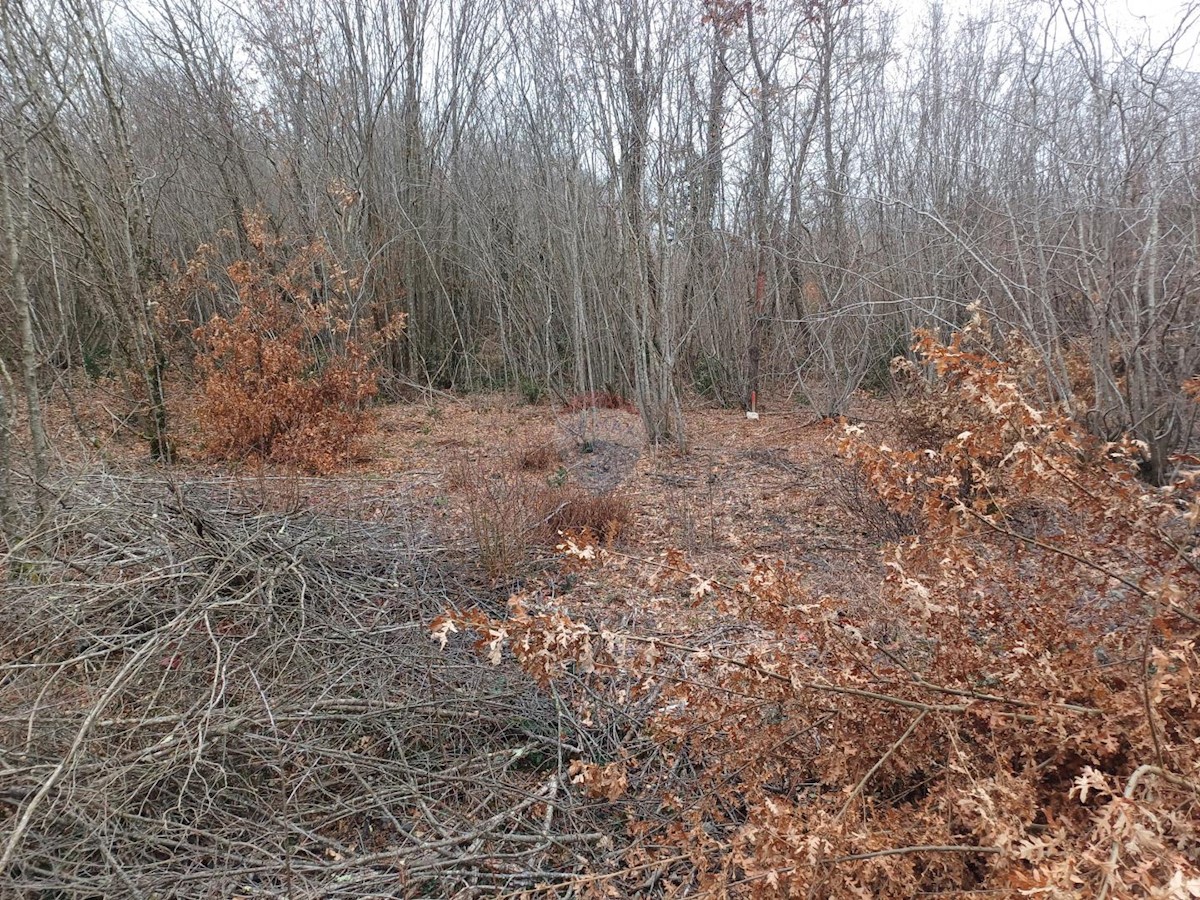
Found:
191,215 -> 388,474
437,319 -> 1200,897
451,443 -> 633,581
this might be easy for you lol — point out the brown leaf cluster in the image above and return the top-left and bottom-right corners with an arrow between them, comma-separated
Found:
436,324 -> 1200,897
191,213 -> 384,474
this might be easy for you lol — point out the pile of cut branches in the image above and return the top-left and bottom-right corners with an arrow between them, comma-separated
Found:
0,475 -> 614,897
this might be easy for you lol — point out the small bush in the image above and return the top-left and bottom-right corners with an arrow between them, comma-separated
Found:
451,445 -> 632,577
831,464 -> 915,543
564,390 -> 636,414
890,326 -> 1005,451
450,456 -> 562,580
518,375 -> 546,406
515,437 -> 561,472
692,353 -> 740,407
859,331 -> 909,397
548,490 -> 632,545
81,343 -> 111,379
192,214 -> 387,474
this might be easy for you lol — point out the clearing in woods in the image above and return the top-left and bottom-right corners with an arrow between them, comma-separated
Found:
3,379 -> 1198,898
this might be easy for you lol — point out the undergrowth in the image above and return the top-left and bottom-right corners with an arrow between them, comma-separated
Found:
564,390 -> 637,415
191,213 -> 393,474
451,450 -> 633,581
436,314 -> 1200,897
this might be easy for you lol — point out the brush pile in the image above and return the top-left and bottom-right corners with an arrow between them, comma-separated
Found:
0,475 -> 612,897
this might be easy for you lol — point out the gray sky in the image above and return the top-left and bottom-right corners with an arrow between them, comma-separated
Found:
890,0 -> 1199,68
898,0 -> 1194,33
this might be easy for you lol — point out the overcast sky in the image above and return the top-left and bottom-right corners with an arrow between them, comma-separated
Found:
889,0 -> 1199,69
893,0 -> 1195,33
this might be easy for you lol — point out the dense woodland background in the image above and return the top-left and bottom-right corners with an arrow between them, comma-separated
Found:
1,0 -> 1198,475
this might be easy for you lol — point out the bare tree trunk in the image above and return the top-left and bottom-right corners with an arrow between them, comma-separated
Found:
602,0 -> 683,446
70,0 -> 173,461
744,3 -> 774,412
0,138 -> 50,516
0,355 -> 14,535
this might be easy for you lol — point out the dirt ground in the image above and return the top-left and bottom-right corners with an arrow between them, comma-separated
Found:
360,392 -> 896,634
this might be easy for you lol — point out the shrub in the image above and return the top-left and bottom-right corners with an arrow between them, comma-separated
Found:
517,375 -> 546,406
563,390 -> 636,414
192,214 -> 386,474
830,463 -> 915,544
890,318 -> 1019,451
452,442 -> 633,578
692,353 -> 741,407
514,435 -> 561,472
547,490 -> 632,545
439,320 -> 1200,898
450,456 -> 562,580
859,331 -> 909,397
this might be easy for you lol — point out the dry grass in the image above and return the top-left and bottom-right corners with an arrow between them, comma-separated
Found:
448,444 -> 634,579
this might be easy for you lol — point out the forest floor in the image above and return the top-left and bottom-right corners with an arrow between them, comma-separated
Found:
361,392 -> 896,632
81,385 -> 903,637
0,383 -> 911,896
9,381 -> 1199,897
43,380 -> 901,633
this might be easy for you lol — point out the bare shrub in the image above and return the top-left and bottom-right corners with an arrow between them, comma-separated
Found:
563,390 -> 636,415
514,434 -> 561,472
450,456 -> 563,579
548,490 -> 632,545
451,443 -> 633,576
830,463 -> 914,544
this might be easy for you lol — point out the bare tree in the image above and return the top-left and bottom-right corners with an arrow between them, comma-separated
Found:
0,13 -> 52,515
0,0 -> 1195,467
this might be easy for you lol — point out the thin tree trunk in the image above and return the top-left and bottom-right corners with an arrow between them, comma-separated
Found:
1,140 -> 50,515
0,356 -> 14,534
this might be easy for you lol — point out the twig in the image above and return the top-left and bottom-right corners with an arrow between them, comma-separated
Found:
1097,764 -> 1200,900
835,710 -> 928,821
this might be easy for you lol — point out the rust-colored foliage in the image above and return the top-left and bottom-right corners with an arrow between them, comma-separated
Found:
451,444 -> 631,579
547,491 -> 632,546
563,390 -> 637,415
515,436 -> 561,472
192,213 -> 388,474
436,312 -> 1200,897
